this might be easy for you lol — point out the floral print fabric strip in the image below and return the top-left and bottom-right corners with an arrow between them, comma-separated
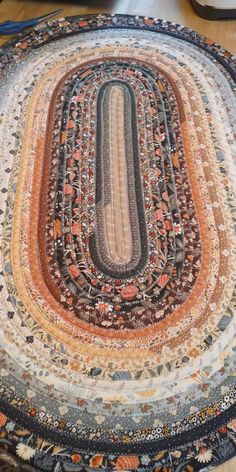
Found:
0,13 -> 235,472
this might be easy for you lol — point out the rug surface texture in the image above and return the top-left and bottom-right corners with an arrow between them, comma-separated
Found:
0,13 -> 235,472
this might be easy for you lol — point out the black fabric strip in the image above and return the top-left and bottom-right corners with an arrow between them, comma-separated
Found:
0,397 -> 235,455
89,79 -> 149,278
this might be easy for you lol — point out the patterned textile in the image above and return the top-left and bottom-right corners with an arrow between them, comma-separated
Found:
0,14 -> 235,472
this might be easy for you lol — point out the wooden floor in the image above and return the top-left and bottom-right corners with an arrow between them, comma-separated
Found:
0,0 -> 235,51
0,0 -> 235,471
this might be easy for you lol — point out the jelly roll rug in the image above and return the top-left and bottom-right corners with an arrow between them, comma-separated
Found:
0,13 -> 235,472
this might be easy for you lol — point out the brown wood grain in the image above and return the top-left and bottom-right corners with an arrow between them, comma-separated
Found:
0,0 -> 235,471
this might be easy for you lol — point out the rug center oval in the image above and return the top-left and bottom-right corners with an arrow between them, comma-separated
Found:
35,58 -> 200,332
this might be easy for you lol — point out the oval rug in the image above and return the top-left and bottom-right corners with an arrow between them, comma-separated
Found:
0,13 -> 235,472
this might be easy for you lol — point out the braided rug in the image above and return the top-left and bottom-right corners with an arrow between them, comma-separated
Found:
0,14 -> 235,472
